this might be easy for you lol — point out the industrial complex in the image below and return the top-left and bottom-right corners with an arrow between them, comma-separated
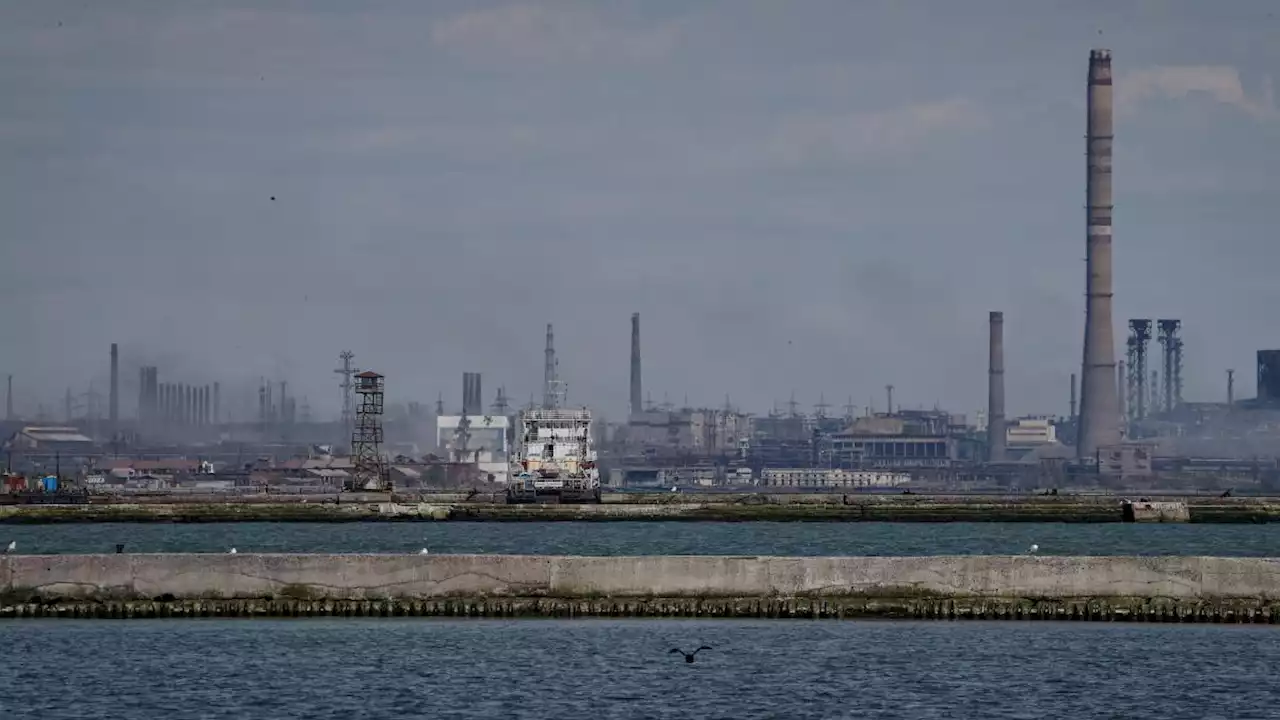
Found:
7,49 -> 1280,499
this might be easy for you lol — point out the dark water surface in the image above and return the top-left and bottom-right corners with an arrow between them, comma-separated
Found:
3,619 -> 1278,719
6,521 -> 1280,556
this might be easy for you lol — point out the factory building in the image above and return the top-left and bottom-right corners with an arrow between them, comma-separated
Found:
626,408 -> 748,454
828,415 -> 958,469
759,468 -> 910,489
436,414 -> 511,483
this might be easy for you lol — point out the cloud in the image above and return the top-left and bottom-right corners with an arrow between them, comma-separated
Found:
764,98 -> 987,167
1121,65 -> 1276,118
430,3 -> 681,65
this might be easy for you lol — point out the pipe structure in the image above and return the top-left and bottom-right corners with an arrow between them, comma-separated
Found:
630,312 -> 642,417
987,311 -> 1006,462
1077,48 -> 1121,458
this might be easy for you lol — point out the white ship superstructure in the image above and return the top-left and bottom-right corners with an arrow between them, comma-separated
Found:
508,407 -> 600,502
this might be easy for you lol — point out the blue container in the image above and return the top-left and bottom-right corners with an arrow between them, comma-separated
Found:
42,476 -> 58,493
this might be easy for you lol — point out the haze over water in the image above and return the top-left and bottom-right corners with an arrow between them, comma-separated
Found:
8,521 -> 1280,556
4,619 -> 1278,719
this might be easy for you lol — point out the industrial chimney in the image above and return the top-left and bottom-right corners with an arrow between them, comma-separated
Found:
109,343 -> 119,433
1077,48 -> 1121,458
1069,373 -> 1077,421
543,323 -> 557,409
630,313 -> 642,417
462,372 -> 483,416
987,311 -> 1006,462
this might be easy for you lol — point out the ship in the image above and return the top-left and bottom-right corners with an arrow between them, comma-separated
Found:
507,407 -> 601,503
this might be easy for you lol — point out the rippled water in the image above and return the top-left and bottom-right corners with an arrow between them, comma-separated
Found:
3,619 -> 1279,719
5,521 -> 1280,556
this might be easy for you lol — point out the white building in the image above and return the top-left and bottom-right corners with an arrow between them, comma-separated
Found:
436,415 -> 511,483
759,468 -> 910,489
1006,417 -> 1057,448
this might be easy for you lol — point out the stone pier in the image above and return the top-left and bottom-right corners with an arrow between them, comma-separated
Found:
3,554 -> 1279,622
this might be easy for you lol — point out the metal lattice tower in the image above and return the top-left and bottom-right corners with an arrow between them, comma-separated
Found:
1157,319 -> 1183,413
350,371 -> 388,491
1125,319 -> 1152,421
334,351 -> 357,446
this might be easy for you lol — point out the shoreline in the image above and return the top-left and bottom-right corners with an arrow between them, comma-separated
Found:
3,495 -> 1280,523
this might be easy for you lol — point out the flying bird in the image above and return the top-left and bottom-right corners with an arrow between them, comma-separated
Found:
670,646 -> 712,663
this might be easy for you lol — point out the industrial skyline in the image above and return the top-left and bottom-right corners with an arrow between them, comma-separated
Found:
2,2 -> 1278,420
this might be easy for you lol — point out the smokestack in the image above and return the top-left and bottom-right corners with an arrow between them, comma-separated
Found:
987,311 -> 1006,462
1077,48 -> 1121,458
462,372 -> 483,416
1227,369 -> 1235,405
543,323 -> 557,409
1117,359 -> 1127,427
1069,373 -> 1078,420
885,384 -> 894,416
630,312 -> 642,416
213,382 -> 221,425
159,383 -> 168,423
109,343 -> 119,432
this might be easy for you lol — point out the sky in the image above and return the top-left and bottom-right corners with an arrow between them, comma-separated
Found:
1,0 -> 1279,422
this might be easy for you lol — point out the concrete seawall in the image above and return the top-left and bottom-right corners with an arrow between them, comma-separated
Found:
4,554 -> 1280,622
6,497 -> 1280,523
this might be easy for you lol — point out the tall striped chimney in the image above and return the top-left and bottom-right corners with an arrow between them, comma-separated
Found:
1077,49 -> 1121,458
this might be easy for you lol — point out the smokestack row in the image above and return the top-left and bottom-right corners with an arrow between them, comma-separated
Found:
462,372 -> 483,416
138,366 -> 159,426
1077,48 -> 1122,458
630,312 -> 642,417
153,381 -> 215,427
987,311 -> 1006,462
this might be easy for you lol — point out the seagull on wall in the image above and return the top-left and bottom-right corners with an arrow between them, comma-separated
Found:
228,547 -> 237,554
4,540 -> 14,554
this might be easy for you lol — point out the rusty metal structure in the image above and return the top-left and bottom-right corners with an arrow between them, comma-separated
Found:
1157,319 -> 1183,413
350,370 -> 388,491
1125,319 -> 1152,422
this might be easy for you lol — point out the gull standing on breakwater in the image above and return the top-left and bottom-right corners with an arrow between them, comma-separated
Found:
228,548 -> 237,554
4,540 -> 14,553
1028,544 -> 1039,554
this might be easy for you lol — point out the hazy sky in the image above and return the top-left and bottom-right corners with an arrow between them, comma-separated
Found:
2,0 -> 1278,421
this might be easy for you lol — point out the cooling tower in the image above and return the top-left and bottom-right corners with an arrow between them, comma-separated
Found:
1077,49 -> 1121,458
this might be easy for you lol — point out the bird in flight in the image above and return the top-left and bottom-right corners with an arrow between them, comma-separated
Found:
670,646 -> 712,663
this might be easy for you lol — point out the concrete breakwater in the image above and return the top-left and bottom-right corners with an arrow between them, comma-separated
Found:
4,554 -> 1280,623
4,496 -> 1280,523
